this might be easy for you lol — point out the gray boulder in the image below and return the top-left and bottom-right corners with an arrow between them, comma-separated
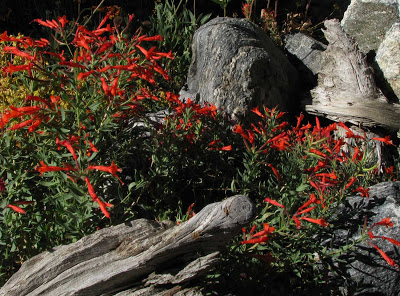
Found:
376,22 -> 400,102
284,33 -> 327,76
329,182 -> 400,296
179,17 -> 299,120
341,0 -> 400,54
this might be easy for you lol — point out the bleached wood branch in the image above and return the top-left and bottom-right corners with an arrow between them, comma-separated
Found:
305,19 -> 400,131
0,195 -> 255,296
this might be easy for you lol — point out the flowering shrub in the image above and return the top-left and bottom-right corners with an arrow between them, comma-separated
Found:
0,9 -> 399,293
212,107 -> 400,292
0,12 -> 179,283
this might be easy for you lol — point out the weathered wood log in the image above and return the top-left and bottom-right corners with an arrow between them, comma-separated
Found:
305,19 -> 400,132
0,195 -> 255,296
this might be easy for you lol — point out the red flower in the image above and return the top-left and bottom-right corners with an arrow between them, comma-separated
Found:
379,236 -> 400,247
295,113 -> 304,129
352,146 -> 363,162
96,198 -> 111,219
297,193 -> 317,212
315,171 -> 337,180
3,62 -> 34,74
2,46 -> 36,61
250,106 -> 264,118
296,206 -> 317,215
300,216 -> 329,227
59,139 -> 78,161
267,163 -> 282,182
77,70 -> 95,81
370,243 -> 399,269
33,18 -> 59,29
345,177 -> 357,189
353,186 -> 370,197
85,177 -> 99,201
241,223 -> 274,245
372,136 -> 395,146
9,118 -> 34,131
309,149 -> 327,158
57,15 -> 68,28
373,217 -> 393,228
6,204 -> 26,214
100,77 -> 110,96
241,236 -> 269,245
36,161 -> 76,176
264,197 -> 285,209
87,161 -> 124,184
137,35 -> 163,42
60,60 -> 86,69
251,223 -> 275,238
110,75 -> 119,96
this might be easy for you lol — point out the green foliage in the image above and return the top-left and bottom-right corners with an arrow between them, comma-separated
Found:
209,0 -> 232,17
146,0 -> 211,92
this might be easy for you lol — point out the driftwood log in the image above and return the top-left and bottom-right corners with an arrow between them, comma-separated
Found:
305,19 -> 400,132
0,195 -> 256,296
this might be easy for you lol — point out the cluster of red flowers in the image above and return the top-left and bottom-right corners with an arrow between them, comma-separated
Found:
367,217 -> 400,269
236,106 -> 399,268
0,13 -> 174,219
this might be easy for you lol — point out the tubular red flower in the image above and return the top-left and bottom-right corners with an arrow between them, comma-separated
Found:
60,60 -> 86,69
370,243 -> 399,269
300,216 -> 329,227
77,70 -> 95,81
6,204 -> 26,214
293,215 -> 301,229
96,41 -> 114,55
28,117 -> 44,133
296,206 -> 317,216
251,223 -> 275,238
110,75 -> 119,96
88,140 -> 99,153
59,140 -> 78,161
267,163 -> 282,182
33,18 -> 59,29
3,63 -> 33,74
309,149 -> 327,158
241,236 -> 269,245
372,136 -> 395,146
379,236 -> 400,247
137,35 -> 163,42
345,177 -> 358,189
9,118 -> 34,131
298,193 -> 317,211
36,160 -> 76,176
264,197 -> 285,209
2,46 -> 36,61
9,105 -> 41,114
353,186 -> 370,197
87,161 -> 123,185
315,171 -> 337,180
100,77 -> 110,96
85,177 -> 99,201
250,106 -> 264,118
373,217 -> 393,228
97,198 -> 110,218
58,15 -> 68,28
295,113 -> 304,129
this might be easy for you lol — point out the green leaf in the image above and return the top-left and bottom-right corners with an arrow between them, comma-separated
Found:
296,183 -> 309,192
38,180 -> 60,186
60,105 -> 66,122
